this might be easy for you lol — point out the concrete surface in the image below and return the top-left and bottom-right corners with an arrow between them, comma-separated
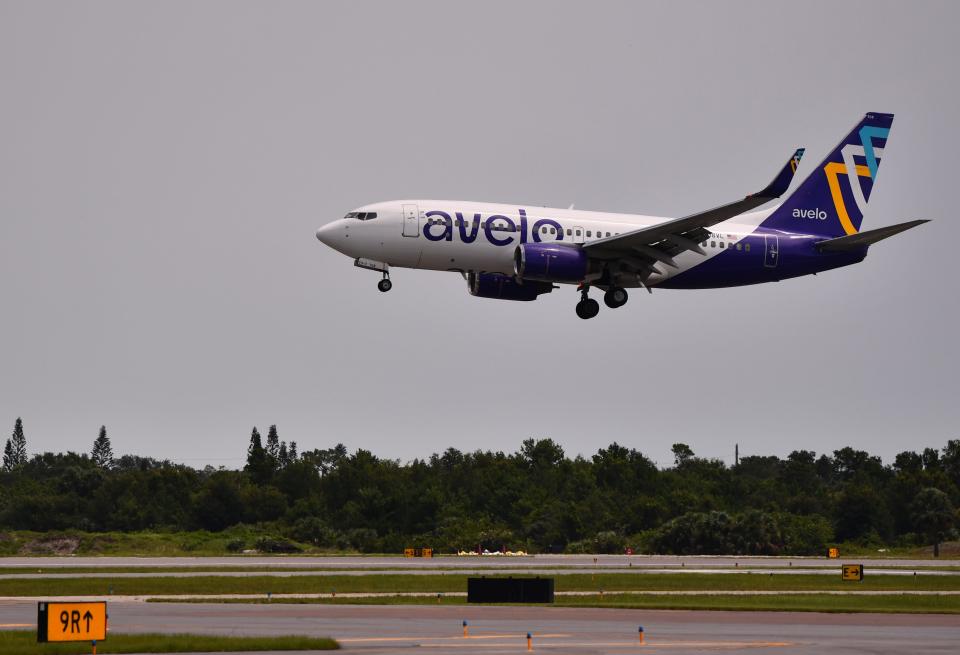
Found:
1,554 -> 957,569
3,600 -> 960,654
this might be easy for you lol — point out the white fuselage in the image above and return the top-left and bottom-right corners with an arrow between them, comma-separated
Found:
316,199 -> 777,287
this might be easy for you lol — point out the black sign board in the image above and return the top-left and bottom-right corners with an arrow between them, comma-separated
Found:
467,577 -> 554,603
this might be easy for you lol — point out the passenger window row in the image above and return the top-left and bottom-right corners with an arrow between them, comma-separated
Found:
701,240 -> 750,252
420,218 -> 625,240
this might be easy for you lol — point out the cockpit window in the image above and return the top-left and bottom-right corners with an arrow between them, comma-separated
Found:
344,211 -> 378,220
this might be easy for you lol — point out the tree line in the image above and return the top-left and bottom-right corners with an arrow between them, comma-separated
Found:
1,418 -> 958,555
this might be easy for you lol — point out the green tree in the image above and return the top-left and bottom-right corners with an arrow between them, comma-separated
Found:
265,425 -> 280,467
893,450 -> 923,475
911,487 -> 955,557
834,484 -> 891,542
2,440 -> 13,472
832,447 -> 885,481
671,443 -> 694,467
244,427 -> 272,483
10,418 -> 27,468
91,426 -> 114,469
301,444 -> 347,476
922,448 -> 941,471
520,438 -> 565,468
193,472 -> 245,531
942,440 -> 960,486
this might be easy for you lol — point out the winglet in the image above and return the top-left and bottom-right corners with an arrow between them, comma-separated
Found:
749,148 -> 805,200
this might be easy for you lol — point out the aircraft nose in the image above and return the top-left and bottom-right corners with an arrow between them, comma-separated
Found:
315,222 -> 338,246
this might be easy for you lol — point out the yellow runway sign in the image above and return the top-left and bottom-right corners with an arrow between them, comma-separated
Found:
37,601 -> 107,643
404,548 -> 433,557
842,564 -> 864,581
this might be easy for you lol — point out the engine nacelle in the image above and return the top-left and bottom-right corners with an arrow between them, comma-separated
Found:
467,272 -> 553,301
514,243 -> 589,283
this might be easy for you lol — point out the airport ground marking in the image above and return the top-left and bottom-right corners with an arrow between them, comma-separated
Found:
337,634 -> 791,649
338,633 -> 571,642
412,640 -> 794,650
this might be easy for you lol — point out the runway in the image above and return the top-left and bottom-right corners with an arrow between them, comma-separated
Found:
4,567 -> 959,580
2,554 -> 957,569
4,556 -> 957,652
3,600 -> 960,654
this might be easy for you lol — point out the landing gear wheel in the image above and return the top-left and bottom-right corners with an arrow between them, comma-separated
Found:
575,298 -> 600,320
604,287 -> 628,309
378,278 -> 392,292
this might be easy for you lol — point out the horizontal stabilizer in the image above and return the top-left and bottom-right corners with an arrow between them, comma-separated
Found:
816,219 -> 929,252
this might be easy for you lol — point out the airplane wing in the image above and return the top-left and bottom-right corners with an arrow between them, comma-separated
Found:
583,148 -> 805,278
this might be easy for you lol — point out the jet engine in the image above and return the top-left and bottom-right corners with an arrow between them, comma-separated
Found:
467,272 -> 553,301
514,243 -> 590,283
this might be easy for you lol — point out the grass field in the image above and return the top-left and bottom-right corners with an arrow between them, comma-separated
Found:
0,529 -> 956,558
3,572 -> 960,597
0,631 -> 338,653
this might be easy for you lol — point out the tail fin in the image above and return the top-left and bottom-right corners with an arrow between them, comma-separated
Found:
761,112 -> 894,237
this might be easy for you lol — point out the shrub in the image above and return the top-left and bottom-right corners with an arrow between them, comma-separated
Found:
253,536 -> 301,553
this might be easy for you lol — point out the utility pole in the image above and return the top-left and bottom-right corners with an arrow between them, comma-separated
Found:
735,443 -> 739,467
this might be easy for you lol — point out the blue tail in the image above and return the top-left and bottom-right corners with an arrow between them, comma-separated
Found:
761,113 -> 894,237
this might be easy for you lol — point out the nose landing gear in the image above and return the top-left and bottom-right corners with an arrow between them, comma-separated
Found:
575,284 -> 600,320
354,258 -> 392,292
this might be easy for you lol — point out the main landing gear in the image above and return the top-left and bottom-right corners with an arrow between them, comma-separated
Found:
604,286 -> 628,309
575,285 -> 600,320
575,284 -> 628,319
377,272 -> 392,292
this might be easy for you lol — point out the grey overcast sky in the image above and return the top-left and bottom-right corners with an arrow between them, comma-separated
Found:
1,1 -> 957,468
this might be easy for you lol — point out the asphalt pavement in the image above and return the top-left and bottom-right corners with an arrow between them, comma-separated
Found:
2,554 -> 957,569
2,600 -> 959,654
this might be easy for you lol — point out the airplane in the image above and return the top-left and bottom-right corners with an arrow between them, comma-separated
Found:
315,113 -> 927,319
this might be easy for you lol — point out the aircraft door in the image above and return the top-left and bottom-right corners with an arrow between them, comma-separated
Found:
572,226 -> 585,244
764,234 -> 779,268
402,204 -> 420,237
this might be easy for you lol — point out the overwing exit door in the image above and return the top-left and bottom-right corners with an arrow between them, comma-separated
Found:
402,204 -> 419,237
764,234 -> 779,268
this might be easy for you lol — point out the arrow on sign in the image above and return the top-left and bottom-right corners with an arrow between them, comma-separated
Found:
83,611 -> 93,632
